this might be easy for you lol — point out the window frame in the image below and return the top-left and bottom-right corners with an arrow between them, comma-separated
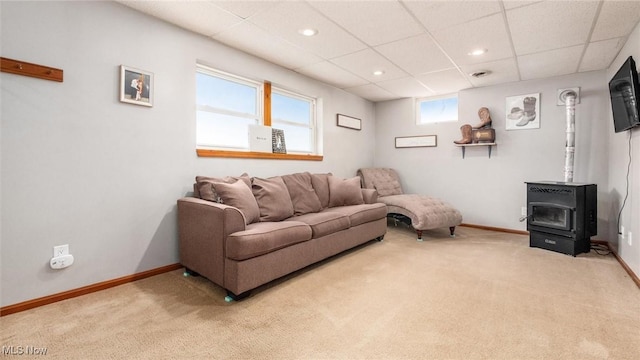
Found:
416,93 -> 459,125
195,64 -> 322,161
270,86 -> 317,155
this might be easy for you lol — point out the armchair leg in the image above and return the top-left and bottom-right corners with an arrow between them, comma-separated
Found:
416,230 -> 423,242
449,226 -> 456,237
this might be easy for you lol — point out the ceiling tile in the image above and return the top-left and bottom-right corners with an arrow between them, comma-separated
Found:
215,22 -> 322,70
416,69 -> 473,95
507,1 -> 599,55
296,61 -> 369,89
212,1 -> 280,20
460,58 -> 520,87
518,45 -> 584,80
118,0 -> 243,37
375,77 -> 435,98
330,49 -> 409,83
431,13 -> 513,66
309,0 -> 423,46
344,84 -> 396,102
502,1 -> 543,11
591,0 -> 640,42
404,0 -> 502,33
247,1 -> 367,59
375,34 -> 455,75
579,38 -> 625,72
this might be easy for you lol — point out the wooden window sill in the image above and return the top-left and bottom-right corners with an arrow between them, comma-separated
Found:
197,149 -> 323,161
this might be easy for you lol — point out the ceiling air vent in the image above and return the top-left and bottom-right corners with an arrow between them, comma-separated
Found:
470,70 -> 491,78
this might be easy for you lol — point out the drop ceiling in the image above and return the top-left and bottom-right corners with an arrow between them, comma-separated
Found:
118,0 -> 640,102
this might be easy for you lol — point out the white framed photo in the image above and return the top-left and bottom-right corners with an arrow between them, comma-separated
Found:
506,93 -> 539,130
120,65 -> 153,107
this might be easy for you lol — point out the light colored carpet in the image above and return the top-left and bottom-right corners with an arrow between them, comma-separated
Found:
2,225 -> 639,359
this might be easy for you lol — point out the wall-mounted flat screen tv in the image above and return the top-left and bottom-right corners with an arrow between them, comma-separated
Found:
609,56 -> 640,133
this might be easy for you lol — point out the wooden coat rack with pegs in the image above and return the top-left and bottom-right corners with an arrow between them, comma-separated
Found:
1,57 -> 63,82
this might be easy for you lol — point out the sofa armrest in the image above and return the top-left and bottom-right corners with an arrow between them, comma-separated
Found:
361,188 -> 378,204
177,197 -> 246,287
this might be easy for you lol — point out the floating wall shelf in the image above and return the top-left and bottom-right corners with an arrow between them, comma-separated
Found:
455,143 -> 497,158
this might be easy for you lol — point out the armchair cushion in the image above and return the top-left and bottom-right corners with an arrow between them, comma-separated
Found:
372,178 -> 403,197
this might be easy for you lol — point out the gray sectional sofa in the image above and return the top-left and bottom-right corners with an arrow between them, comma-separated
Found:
177,172 -> 387,301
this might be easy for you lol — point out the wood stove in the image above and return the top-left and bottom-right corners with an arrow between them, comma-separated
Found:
526,182 -> 597,256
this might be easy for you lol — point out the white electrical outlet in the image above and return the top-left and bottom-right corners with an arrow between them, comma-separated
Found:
53,244 -> 69,257
521,207 -> 527,216
628,232 -> 632,246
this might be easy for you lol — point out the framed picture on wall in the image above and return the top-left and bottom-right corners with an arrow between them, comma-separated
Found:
119,65 -> 153,107
505,93 -> 539,130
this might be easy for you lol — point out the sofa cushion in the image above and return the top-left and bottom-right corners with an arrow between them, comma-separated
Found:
286,211 -> 350,239
310,173 -> 332,208
212,179 -> 260,225
373,178 -> 403,197
196,174 -> 250,202
328,176 -> 364,207
282,172 -> 322,215
323,203 -> 387,227
252,176 -> 295,222
226,221 -> 312,261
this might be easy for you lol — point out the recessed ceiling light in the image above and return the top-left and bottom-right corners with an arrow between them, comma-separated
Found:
299,28 -> 318,37
468,49 -> 487,56
373,70 -> 385,76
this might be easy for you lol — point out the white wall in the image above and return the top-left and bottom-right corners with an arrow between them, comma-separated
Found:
0,1 -> 375,307
375,71 -> 611,235
606,21 -> 640,278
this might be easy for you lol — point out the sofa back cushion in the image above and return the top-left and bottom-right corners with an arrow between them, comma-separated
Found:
196,174 -> 250,202
252,176 -> 295,222
328,176 -> 364,207
212,179 -> 260,225
282,172 -> 322,215
310,173 -> 332,208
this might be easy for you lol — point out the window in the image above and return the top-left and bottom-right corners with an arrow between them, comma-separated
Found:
195,65 -> 321,160
417,94 -> 458,124
271,88 -> 316,154
196,65 -> 262,150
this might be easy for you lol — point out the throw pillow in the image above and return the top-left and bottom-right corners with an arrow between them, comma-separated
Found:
373,178 -> 403,197
212,179 -> 260,225
328,176 -> 364,207
196,174 -> 250,202
252,176 -> 295,222
310,173 -> 332,208
282,172 -> 322,215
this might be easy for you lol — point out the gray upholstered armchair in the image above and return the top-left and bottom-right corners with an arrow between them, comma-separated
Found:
357,168 -> 462,241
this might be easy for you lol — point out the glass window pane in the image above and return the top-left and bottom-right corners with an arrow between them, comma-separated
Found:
418,96 -> 458,124
196,111 -> 256,149
272,92 -> 310,125
196,72 -> 257,115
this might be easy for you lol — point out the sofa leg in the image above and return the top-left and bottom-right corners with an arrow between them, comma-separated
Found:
225,290 -> 251,303
449,226 -> 456,237
376,235 -> 385,242
416,230 -> 423,242
183,268 -> 200,277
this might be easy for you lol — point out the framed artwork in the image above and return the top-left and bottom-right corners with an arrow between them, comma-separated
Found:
120,65 -> 153,107
506,93 -> 539,130
272,128 -> 287,154
337,114 -> 361,130
395,135 -> 437,148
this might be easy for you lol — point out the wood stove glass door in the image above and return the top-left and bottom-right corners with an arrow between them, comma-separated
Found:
529,202 -> 573,231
